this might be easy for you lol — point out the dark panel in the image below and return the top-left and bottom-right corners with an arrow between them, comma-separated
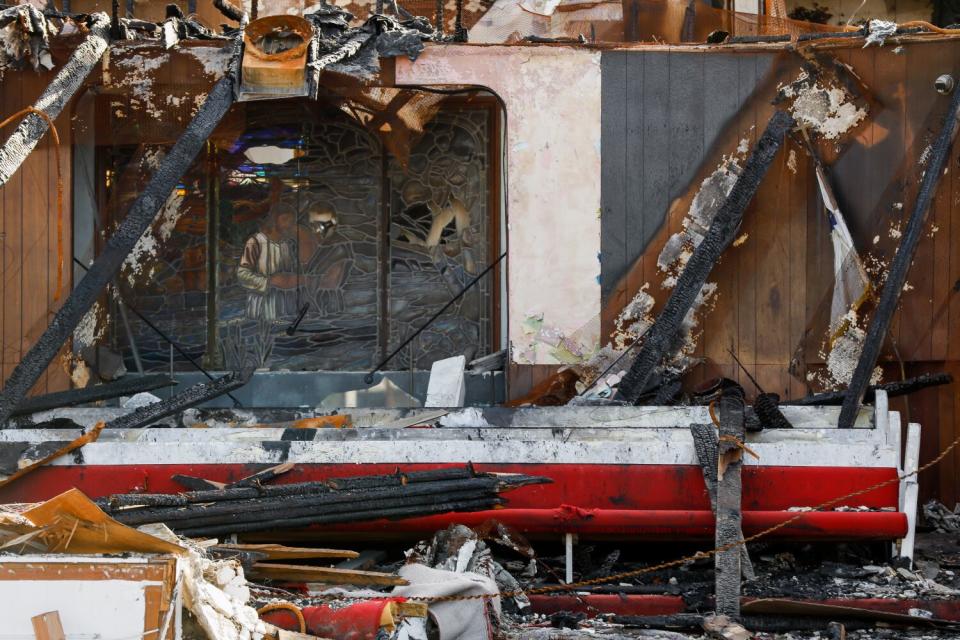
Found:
599,51 -> 776,300
600,51 -> 628,298
639,51 -> 671,270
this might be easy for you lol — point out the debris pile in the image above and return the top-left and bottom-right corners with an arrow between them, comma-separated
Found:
97,465 -> 550,537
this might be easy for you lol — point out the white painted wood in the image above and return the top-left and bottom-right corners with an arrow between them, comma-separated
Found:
565,533 -> 574,584
874,390 -> 889,443
0,556 -> 170,639
900,422 -> 921,565
425,356 -> 467,408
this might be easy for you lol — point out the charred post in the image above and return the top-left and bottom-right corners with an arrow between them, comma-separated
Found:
691,422 -> 754,580
0,13 -> 110,188
839,81 -> 960,428
715,384 -> 746,619
0,40 -> 242,427
617,110 -> 795,403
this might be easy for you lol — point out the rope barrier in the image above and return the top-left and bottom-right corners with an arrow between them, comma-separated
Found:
283,426 -> 960,604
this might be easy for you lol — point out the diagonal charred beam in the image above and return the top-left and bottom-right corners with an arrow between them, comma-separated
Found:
0,39 -> 241,427
105,369 -> 251,430
617,110 -> 795,403
10,374 -> 176,417
0,13 -> 110,187
838,83 -> 960,429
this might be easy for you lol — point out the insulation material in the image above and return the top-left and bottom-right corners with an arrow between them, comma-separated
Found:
781,72 -> 868,140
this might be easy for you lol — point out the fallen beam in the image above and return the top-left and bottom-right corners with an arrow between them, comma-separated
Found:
105,370 -> 251,430
786,372 -> 953,406
10,374 -> 176,418
838,83 -> 960,428
0,38 -> 242,426
0,13 -> 110,188
617,110 -> 795,403
715,385 -> 746,619
247,563 -> 407,586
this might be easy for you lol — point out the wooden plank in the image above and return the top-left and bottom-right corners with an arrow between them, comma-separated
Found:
787,134 -> 809,399
624,50 -> 646,315
736,55 -> 759,390
936,363 -> 957,510
31,611 -> 65,640
0,74 -> 6,388
600,51 -> 628,310
640,51 -> 670,289
20,71 -> 49,396
248,563 -> 408,586
0,561 -> 170,582
214,544 -> 359,560
142,585 -> 162,640
897,43 -> 941,362
3,72 -> 24,386
47,93 -> 72,393
700,54 -> 744,378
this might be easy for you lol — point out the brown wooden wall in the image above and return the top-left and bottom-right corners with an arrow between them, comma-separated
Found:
0,69 -> 74,396
514,39 -> 960,507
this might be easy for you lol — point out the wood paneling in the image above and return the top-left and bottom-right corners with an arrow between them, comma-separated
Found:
0,69 -> 73,395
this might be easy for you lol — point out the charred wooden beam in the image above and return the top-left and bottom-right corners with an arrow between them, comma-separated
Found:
135,486 -> 499,531
172,475 -> 225,491
690,422 -> 754,580
10,374 -> 175,417
838,83 -> 960,429
617,111 -> 795,403
0,40 -> 242,427
0,13 -> 110,188
212,0 -> 244,21
110,477 -> 521,525
98,466 -> 528,509
715,385 -> 746,619
105,369 -> 251,430
177,496 -> 504,536
785,372 -> 953,406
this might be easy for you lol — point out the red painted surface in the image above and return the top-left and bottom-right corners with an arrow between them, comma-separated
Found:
262,601 -> 392,639
0,463 -> 904,540
0,463 -> 899,508
528,594 -> 684,617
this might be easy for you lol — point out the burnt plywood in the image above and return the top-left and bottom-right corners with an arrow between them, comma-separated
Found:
599,50 -> 775,298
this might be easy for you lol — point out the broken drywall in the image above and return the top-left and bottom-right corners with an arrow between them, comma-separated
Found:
396,46 -> 602,365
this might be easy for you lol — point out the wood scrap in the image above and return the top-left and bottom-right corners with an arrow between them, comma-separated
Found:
213,543 -> 358,561
248,563 -> 408,586
0,422 -> 105,489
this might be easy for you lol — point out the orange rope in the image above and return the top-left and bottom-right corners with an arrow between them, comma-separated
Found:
0,106 -> 64,301
257,602 -> 306,634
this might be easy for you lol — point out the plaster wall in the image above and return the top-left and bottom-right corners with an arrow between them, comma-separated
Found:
396,45 -> 603,365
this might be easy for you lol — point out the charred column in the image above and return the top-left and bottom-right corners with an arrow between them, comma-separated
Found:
0,40 -> 242,427
715,385 -> 746,619
617,110 -> 795,403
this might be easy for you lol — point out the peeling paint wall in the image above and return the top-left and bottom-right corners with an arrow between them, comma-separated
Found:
396,45 -> 602,365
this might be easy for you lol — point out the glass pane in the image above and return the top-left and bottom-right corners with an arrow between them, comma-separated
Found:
387,106 -> 493,369
216,100 -> 382,371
